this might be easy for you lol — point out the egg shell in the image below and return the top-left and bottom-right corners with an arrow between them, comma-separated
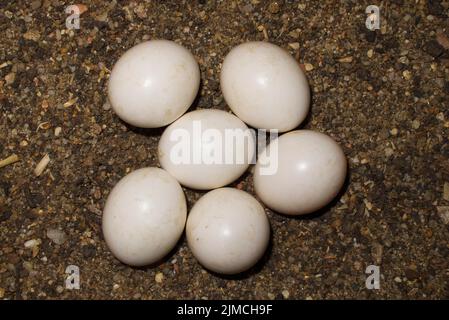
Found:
158,109 -> 255,190
254,130 -> 347,215
102,167 -> 187,266
220,41 -> 310,132
186,188 -> 270,274
108,40 -> 200,128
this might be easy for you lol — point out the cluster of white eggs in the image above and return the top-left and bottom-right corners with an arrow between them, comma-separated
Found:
102,40 -> 347,275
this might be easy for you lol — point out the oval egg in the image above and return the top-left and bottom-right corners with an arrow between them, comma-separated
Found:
254,130 -> 347,215
108,40 -> 200,128
102,167 -> 187,266
186,188 -> 270,274
158,109 -> 255,190
220,41 -> 310,132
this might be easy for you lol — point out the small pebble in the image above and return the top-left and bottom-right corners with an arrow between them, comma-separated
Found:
288,42 -> 300,50
423,40 -> 444,58
102,101 -> 111,110
281,290 -> 290,299
398,56 -> 409,65
23,261 -> 33,273
46,228 -> 67,245
23,30 -> 40,41
212,96 -> 223,106
371,243 -> 383,264
364,199 -> 373,210
402,70 -> 412,80
384,147 -> 394,157
411,119 -> 420,129
289,29 -> 300,38
5,72 -> 15,85
268,2 -> 280,14
155,272 -> 164,283
436,33 -> 449,50
405,267 -> 419,280
31,0 -> 42,10
24,239 -> 40,249
54,127 -> 62,137
304,63 -> 314,71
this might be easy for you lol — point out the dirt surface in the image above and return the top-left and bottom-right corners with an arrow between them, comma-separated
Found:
1,0 -> 448,300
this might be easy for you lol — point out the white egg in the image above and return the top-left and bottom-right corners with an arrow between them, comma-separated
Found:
158,109 -> 255,190
220,41 -> 310,132
102,167 -> 187,266
186,188 -> 270,274
254,130 -> 347,215
108,40 -> 200,128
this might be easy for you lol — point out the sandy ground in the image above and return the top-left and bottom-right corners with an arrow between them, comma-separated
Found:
0,0 -> 448,299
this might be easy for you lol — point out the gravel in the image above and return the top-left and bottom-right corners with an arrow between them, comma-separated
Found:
0,1 -> 448,299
